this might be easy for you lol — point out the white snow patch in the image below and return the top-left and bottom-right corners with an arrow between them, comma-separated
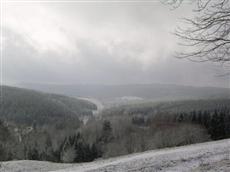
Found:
1,139 -> 230,172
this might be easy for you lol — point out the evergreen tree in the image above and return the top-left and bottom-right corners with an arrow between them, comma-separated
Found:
178,113 -> 184,122
100,120 -> 113,143
191,111 -> 197,123
28,147 -> 39,160
209,110 -> 221,140
202,111 -> 209,128
91,143 -> 100,159
197,111 -> 202,124
60,133 -> 99,163
224,112 -> 230,138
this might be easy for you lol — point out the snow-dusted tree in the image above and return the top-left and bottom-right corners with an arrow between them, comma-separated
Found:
100,120 -> 113,144
61,147 -> 76,163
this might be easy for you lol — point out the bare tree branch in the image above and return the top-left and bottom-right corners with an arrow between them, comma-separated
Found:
165,0 -> 230,64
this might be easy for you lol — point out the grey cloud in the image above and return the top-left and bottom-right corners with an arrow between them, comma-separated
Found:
3,2 -> 229,88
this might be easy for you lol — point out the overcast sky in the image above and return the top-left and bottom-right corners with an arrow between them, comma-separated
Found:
2,0 -> 230,88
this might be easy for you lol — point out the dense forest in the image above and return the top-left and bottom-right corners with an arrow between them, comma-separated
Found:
0,86 -> 96,126
0,86 -> 229,163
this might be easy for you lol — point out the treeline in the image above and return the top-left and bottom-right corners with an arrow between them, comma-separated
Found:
81,117 -> 210,158
131,107 -> 230,140
0,120 -> 13,161
102,99 -> 230,118
0,120 -> 112,162
175,108 -> 230,140
1,102 -> 230,163
23,132 -> 100,163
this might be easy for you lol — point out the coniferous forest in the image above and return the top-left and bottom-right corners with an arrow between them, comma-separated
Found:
0,86 -> 229,163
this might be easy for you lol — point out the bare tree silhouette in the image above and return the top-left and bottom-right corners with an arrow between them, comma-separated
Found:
165,0 -> 230,64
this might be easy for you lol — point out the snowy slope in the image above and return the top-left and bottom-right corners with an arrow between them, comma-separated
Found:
1,139 -> 230,172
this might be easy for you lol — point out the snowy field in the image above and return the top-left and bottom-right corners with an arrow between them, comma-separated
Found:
1,139 -> 230,172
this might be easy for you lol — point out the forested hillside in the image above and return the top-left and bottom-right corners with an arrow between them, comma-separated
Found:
0,86 -> 229,165
0,86 -> 97,126
102,99 -> 230,117
21,83 -> 230,101
0,86 -> 98,162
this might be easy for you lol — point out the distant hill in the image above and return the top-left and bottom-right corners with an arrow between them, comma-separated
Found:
0,86 -> 97,126
101,98 -> 230,118
20,83 -> 230,101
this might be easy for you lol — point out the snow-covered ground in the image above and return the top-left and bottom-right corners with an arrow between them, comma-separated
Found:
1,139 -> 230,172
